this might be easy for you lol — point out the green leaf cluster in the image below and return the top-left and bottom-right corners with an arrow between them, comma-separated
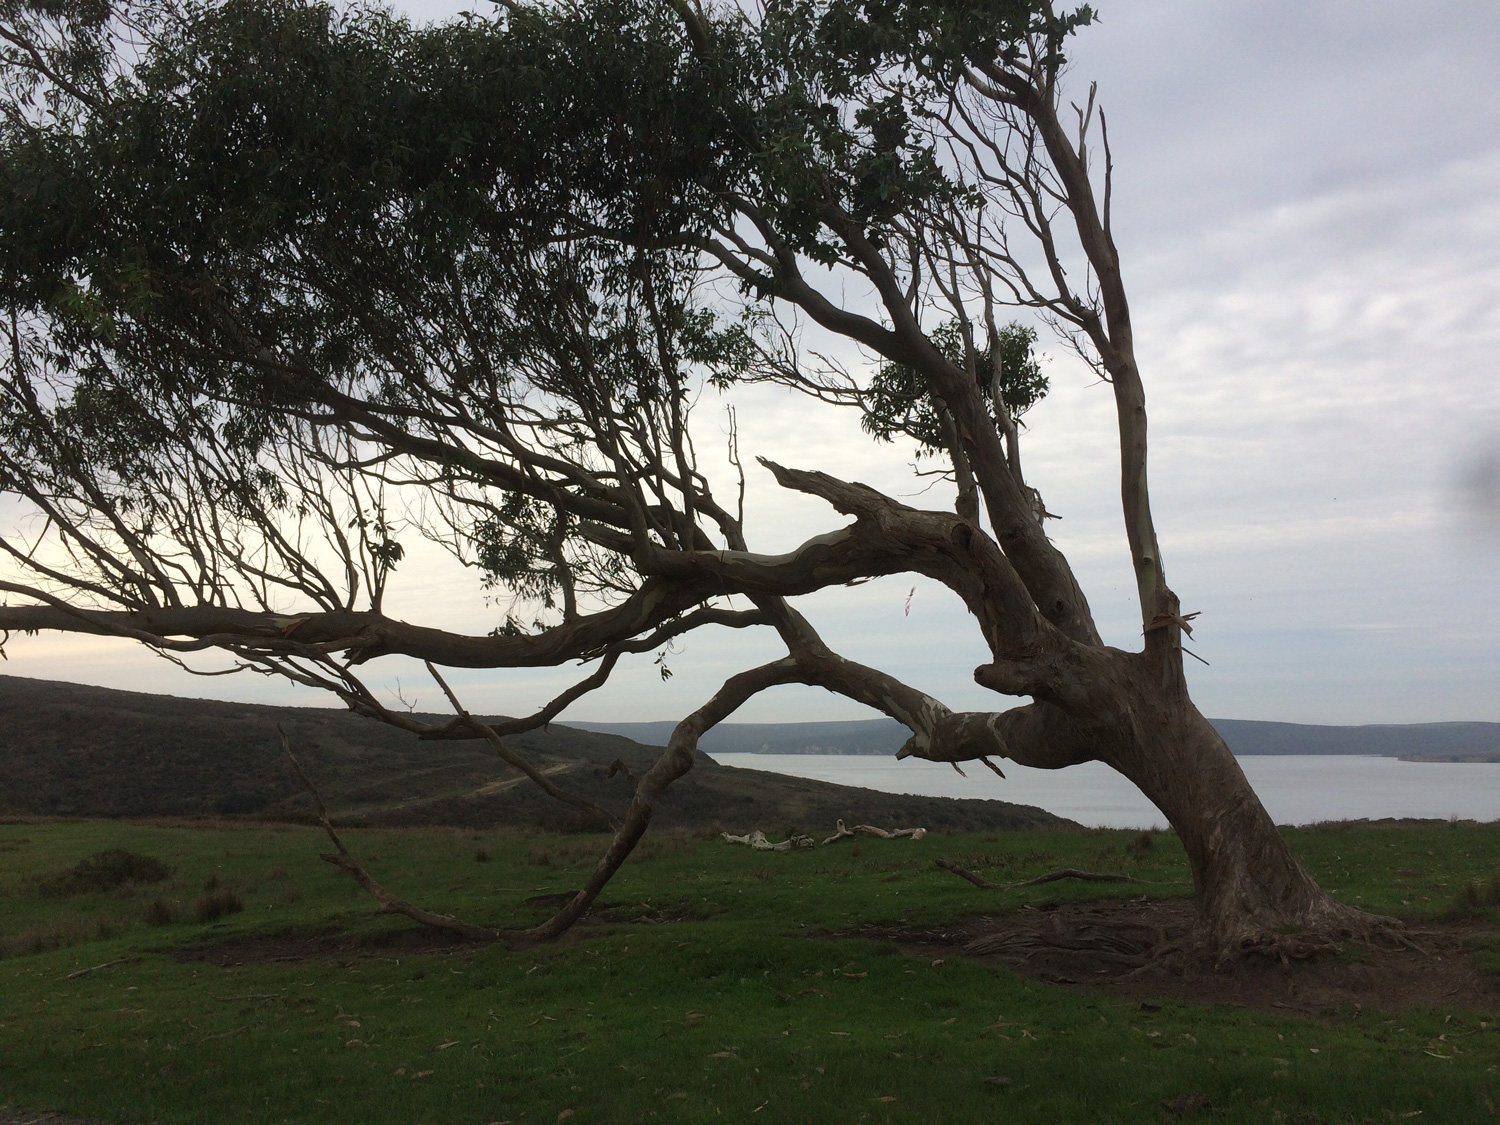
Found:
861,319 -> 1047,452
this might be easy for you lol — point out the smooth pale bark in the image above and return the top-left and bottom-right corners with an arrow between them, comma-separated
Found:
905,637 -> 1383,950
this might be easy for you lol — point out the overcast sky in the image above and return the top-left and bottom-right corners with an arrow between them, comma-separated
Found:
5,0 -> 1498,727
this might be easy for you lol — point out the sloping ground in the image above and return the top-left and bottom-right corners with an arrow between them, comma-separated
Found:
0,675 -> 1069,832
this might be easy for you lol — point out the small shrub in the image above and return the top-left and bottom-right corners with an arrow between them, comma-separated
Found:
0,916 -> 123,959
474,848 -> 491,863
195,888 -> 244,923
1130,832 -> 1155,861
39,850 -> 172,896
1444,875 -> 1500,920
527,846 -> 552,867
144,896 -> 179,926
203,873 -> 221,891
1463,934 -> 1500,975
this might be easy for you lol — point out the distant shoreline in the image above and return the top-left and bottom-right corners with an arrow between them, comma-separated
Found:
573,717 -> 1500,760
1396,754 -> 1500,764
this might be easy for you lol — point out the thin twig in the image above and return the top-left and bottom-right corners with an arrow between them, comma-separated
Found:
424,662 -> 621,831
64,956 -> 141,980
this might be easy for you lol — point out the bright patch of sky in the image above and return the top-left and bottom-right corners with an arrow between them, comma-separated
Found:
5,0 -> 1498,725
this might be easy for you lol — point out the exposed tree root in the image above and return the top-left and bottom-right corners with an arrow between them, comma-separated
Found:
952,896 -> 1423,982
1203,902 -> 1411,969
933,856 -> 1418,971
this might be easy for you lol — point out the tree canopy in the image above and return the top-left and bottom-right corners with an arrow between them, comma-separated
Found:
0,0 -> 1384,953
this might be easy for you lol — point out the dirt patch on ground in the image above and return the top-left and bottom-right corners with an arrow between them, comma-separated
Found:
162,898 -> 674,966
165,924 -> 490,966
167,895 -> 1499,1017
852,897 -> 1500,1015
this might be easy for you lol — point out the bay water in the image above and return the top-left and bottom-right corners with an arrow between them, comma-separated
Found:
709,753 -> 1500,829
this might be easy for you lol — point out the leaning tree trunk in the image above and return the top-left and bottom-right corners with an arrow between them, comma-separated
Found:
1095,651 -> 1386,956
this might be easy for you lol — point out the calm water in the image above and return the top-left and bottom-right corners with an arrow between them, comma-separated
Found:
710,753 -> 1500,829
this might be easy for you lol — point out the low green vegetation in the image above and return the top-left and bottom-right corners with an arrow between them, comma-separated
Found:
1,818 -> 1497,1124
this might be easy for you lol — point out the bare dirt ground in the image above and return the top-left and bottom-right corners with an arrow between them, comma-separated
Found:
165,919 -> 498,966
850,897 -> 1500,1016
160,896 -> 1500,1017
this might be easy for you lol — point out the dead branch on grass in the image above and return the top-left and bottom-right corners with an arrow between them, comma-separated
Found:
63,956 -> 142,979
822,819 -> 927,844
279,726 -> 497,943
936,858 -> 1137,890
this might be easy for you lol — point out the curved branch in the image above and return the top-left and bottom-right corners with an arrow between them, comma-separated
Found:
528,656 -> 806,940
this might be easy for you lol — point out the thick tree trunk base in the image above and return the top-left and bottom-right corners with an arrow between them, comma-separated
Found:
968,645 -> 1404,966
1200,892 -> 1404,968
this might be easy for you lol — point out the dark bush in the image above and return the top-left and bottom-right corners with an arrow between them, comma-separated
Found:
144,896 -> 178,925
474,848 -> 491,863
213,788 -> 269,815
39,850 -> 172,896
1445,875 -> 1500,920
194,888 -> 244,923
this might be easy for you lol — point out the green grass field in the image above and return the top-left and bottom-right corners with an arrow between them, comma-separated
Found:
1,818 -> 1498,1124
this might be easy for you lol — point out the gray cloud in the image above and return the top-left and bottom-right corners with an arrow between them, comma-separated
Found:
5,1 -> 1497,726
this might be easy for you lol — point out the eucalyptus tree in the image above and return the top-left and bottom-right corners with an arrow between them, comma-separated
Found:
0,0 -> 1382,954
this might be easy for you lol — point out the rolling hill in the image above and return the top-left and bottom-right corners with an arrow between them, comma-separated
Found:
0,676 -> 1069,833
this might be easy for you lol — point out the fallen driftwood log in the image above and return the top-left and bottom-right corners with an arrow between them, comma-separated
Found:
936,858 -> 1137,890
721,829 -> 816,852
823,819 -> 927,845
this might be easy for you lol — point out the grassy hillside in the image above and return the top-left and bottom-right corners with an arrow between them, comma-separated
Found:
0,676 -> 1068,833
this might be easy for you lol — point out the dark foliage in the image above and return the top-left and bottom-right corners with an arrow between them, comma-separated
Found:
1445,875 -> 1500,920
194,887 -> 244,922
38,848 -> 172,895
144,894 -> 179,925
